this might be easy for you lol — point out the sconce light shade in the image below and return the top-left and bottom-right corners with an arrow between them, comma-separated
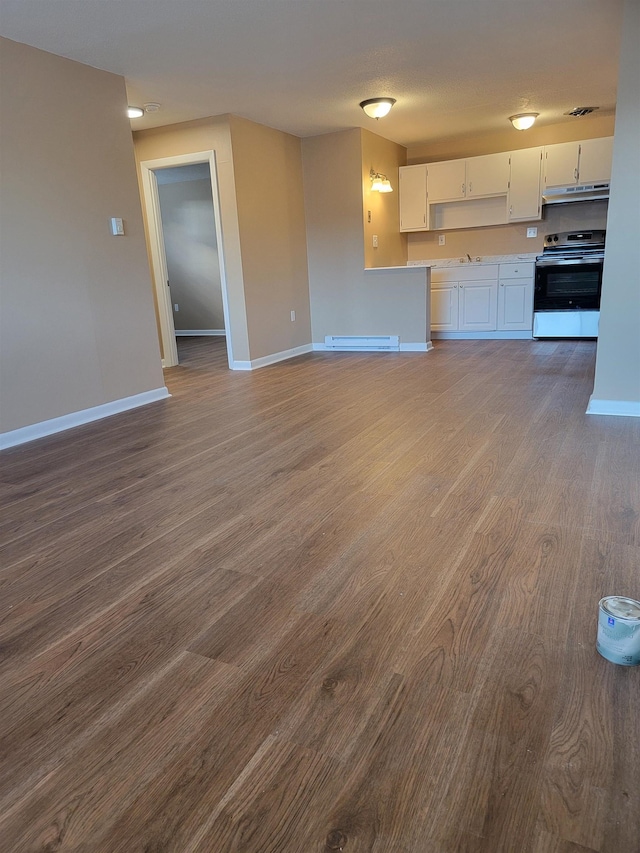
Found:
360,97 -> 396,119
127,106 -> 144,119
370,169 -> 393,193
509,112 -> 539,131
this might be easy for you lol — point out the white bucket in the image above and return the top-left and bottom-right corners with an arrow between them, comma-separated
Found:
596,596 -> 640,666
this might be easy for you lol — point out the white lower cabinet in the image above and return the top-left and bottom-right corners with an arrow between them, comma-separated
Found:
431,282 -> 459,330
431,262 -> 533,336
459,281 -> 498,331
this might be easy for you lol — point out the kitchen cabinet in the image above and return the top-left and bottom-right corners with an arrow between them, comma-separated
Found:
497,262 -> 534,331
543,137 -> 613,188
577,137 -> 613,185
466,152 -> 510,198
430,264 -> 499,332
459,280 -> 498,331
427,159 -> 466,202
507,148 -> 542,222
430,282 -> 459,330
398,164 -> 427,231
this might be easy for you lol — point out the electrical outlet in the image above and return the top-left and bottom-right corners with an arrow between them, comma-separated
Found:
372,235 -> 378,248
174,303 -> 179,312
438,234 -> 446,246
527,227 -> 538,238
290,310 -> 296,322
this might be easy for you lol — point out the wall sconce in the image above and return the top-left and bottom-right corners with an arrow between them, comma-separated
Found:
509,112 -> 539,131
360,97 -> 396,119
370,169 -> 393,192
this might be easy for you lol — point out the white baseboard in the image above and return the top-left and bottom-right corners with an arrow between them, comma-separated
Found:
0,386 -> 171,450
230,343 -> 313,371
586,397 -> 640,418
313,341 -> 432,353
431,331 -> 533,340
175,330 -> 226,336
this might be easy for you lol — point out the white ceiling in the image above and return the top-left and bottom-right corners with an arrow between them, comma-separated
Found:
0,0 -> 623,148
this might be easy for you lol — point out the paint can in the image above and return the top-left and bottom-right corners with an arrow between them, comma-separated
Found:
596,596 -> 640,666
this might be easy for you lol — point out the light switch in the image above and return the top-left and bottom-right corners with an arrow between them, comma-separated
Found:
438,234 -> 446,246
110,217 -> 125,236
373,235 -> 378,248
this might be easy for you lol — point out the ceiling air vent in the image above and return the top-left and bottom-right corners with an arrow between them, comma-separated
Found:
564,106 -> 599,117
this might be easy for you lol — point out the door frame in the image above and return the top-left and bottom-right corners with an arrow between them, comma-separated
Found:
140,150 -> 234,368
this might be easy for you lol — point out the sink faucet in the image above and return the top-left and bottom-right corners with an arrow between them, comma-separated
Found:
466,253 -> 472,263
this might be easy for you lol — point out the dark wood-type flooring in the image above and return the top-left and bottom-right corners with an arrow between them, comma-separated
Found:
1,337 -> 639,852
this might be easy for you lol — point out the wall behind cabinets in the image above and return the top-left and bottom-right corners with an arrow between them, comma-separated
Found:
407,199 -> 609,261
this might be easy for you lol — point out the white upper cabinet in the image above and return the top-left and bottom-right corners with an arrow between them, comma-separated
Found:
577,137 -> 614,185
466,152 -> 510,197
544,137 -> 613,188
399,164 -> 428,231
508,147 -> 543,222
543,142 -> 580,188
427,159 -> 466,202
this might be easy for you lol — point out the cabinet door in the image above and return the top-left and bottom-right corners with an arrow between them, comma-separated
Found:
458,281 -> 497,331
467,152 -> 510,197
399,164 -> 427,231
544,142 -> 580,187
431,284 -> 459,330
578,137 -> 613,185
427,159 -> 466,202
508,147 -> 542,221
497,279 -> 534,330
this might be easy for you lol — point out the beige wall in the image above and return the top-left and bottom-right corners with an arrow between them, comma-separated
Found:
303,130 -> 428,345
591,0 -> 640,409
228,116 -> 312,360
361,130 -> 407,268
407,114 -> 616,164
0,38 -> 165,436
133,117 -> 250,362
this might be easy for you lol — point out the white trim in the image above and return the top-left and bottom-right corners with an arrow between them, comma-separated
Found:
230,343 -> 313,371
313,341 -> 432,353
431,330 -> 533,340
139,151 -> 234,369
586,397 -> 640,418
400,341 -> 433,352
175,329 -> 226,336
0,387 -> 171,450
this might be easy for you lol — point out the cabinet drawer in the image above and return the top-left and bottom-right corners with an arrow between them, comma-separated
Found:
499,262 -> 534,279
431,264 -> 498,283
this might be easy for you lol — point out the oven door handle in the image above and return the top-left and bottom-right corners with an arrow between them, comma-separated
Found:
536,257 -> 603,267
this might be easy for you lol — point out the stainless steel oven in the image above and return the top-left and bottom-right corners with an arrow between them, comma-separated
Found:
534,230 -> 605,338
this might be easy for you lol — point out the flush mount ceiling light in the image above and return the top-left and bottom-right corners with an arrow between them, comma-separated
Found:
144,102 -> 162,113
360,97 -> 396,120
509,112 -> 539,131
127,106 -> 144,119
370,169 -> 393,192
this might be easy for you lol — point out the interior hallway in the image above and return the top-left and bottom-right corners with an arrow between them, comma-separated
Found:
1,338 -> 638,851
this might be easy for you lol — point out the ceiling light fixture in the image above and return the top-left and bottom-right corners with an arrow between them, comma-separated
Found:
144,102 -> 162,113
360,97 -> 396,120
509,112 -> 539,131
127,106 -> 144,119
370,169 -> 393,193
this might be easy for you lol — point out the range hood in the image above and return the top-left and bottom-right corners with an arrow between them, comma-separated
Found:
542,182 -> 610,205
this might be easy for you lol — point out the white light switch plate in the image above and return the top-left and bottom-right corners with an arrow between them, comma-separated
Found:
438,234 -> 446,246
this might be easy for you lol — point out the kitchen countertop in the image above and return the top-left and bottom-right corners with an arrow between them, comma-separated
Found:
408,253 -> 537,267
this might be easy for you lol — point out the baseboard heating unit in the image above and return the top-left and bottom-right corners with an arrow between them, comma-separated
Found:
324,335 -> 400,351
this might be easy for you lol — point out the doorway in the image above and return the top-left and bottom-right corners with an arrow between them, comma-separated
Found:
140,151 -> 233,368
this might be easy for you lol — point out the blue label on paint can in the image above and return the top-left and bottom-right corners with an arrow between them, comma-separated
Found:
608,616 -> 615,626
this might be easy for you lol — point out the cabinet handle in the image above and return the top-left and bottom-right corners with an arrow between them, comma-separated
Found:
574,167 -> 578,181
462,183 -> 466,195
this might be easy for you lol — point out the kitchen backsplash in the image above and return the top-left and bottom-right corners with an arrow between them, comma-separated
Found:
407,199 -> 609,261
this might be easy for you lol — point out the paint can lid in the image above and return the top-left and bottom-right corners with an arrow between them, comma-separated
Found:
600,596 -> 640,621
